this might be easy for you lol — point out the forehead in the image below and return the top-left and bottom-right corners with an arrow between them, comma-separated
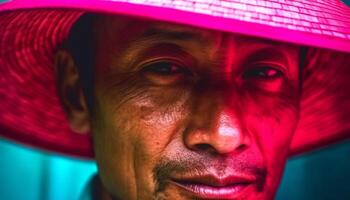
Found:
92,15 -> 300,73
93,15 -> 298,49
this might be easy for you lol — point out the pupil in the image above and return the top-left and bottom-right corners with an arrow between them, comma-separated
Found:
266,69 -> 276,77
244,67 -> 279,78
153,63 -> 178,74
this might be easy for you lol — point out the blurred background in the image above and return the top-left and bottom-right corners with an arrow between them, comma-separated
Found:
1,0 -> 350,200
1,138 -> 350,200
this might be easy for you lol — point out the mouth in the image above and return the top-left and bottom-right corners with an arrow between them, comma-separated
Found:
170,174 -> 255,199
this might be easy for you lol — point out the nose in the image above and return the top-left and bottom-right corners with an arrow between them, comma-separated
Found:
184,106 -> 250,155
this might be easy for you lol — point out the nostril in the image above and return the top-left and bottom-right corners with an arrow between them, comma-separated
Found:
194,143 -> 247,153
236,144 -> 247,152
194,143 -> 213,151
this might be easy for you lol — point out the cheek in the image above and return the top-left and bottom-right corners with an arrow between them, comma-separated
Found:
130,86 -> 191,151
91,100 -> 140,199
246,101 -> 298,156
131,88 -> 191,187
243,91 -> 299,192
242,80 -> 300,155
92,84 -> 191,199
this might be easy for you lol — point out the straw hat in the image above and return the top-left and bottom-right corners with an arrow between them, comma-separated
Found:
0,0 -> 349,158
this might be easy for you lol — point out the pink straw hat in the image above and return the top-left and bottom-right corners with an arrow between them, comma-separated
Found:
0,0 -> 350,158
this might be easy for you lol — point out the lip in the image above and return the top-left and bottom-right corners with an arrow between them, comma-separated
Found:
170,174 -> 255,199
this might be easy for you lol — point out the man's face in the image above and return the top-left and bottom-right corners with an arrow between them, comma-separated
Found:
79,15 -> 300,200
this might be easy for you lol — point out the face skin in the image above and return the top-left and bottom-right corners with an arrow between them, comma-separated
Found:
56,15 -> 301,200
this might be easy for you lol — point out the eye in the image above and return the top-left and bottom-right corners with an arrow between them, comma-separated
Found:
243,65 -> 284,80
143,61 -> 187,75
242,64 -> 286,92
141,61 -> 193,86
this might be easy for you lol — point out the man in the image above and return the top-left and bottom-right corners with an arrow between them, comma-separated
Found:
1,0 -> 350,200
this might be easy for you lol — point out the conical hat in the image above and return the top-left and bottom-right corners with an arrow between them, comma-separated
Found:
0,0 -> 349,158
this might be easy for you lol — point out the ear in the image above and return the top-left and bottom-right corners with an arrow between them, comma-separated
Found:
55,50 -> 91,134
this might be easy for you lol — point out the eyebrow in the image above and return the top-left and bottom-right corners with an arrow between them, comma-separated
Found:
131,23 -> 289,49
237,35 -> 285,47
247,47 -> 288,64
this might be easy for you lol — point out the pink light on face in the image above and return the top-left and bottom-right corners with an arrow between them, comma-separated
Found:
218,113 -> 241,139
214,111 -> 246,154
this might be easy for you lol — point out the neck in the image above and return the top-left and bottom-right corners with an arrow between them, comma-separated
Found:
91,175 -> 114,200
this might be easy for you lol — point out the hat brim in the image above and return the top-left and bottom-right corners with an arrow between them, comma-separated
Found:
2,0 -> 350,53
1,0 -> 350,158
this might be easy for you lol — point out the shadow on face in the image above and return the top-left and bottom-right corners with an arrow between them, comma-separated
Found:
55,14 -> 301,200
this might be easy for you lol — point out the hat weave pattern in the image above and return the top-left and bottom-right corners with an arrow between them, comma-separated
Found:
118,0 -> 350,38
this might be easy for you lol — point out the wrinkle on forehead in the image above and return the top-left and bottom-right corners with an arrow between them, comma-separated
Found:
94,14 -> 299,49
93,14 -> 299,79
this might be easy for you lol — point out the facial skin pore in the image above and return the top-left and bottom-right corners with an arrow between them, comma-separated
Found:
56,15 -> 301,200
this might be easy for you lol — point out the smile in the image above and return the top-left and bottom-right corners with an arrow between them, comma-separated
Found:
170,174 -> 254,199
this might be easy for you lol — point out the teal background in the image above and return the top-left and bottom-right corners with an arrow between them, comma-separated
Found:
0,139 -> 97,200
1,138 -> 350,200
